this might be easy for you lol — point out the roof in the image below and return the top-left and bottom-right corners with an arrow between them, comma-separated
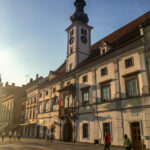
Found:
52,61 -> 66,75
91,11 -> 150,51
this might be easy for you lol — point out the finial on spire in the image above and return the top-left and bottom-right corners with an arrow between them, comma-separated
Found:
70,0 -> 89,24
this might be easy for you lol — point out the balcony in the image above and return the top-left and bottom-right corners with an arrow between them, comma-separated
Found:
59,107 -> 75,119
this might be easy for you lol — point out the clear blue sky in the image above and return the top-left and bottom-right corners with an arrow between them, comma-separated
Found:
0,0 -> 149,86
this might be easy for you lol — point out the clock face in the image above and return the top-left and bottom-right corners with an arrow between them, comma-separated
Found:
81,36 -> 87,44
69,37 -> 74,45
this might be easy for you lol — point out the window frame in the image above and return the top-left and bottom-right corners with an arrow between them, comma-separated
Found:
69,63 -> 73,71
125,75 -> 139,98
46,90 -> 49,96
101,83 -> 111,102
101,67 -> 108,76
81,87 -> 90,106
82,123 -> 89,139
103,122 -> 111,138
125,57 -> 134,68
53,88 -> 56,93
82,75 -> 88,83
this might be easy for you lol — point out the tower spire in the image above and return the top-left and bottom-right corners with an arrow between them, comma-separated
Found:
70,0 -> 89,24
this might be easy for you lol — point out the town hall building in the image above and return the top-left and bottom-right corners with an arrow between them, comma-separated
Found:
1,0 -> 150,149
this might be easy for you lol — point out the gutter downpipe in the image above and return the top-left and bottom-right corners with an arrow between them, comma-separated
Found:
117,59 -> 125,149
94,68 -> 102,144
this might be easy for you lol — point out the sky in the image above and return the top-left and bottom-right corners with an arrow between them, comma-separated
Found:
0,0 -> 150,86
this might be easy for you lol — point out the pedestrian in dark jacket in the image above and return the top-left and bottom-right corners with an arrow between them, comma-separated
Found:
104,132 -> 111,150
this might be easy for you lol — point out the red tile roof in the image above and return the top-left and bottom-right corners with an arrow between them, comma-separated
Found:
91,11 -> 150,51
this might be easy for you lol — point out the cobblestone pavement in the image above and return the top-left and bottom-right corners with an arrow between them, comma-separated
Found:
0,138 -> 124,150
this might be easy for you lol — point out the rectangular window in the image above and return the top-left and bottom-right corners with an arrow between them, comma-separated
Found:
125,57 -> 134,68
101,85 -> 110,102
70,29 -> 74,36
101,67 -> 108,76
81,28 -> 87,35
34,96 -> 36,103
39,104 -> 42,113
64,97 -> 69,108
126,78 -> 138,97
103,123 -> 111,137
83,75 -> 88,83
46,102 -> 49,112
70,48 -> 73,54
69,63 -> 73,71
82,90 -> 89,105
33,110 -> 35,119
43,102 -> 46,113
69,96 -> 73,107
39,93 -> 42,98
46,90 -> 49,96
83,123 -> 88,138
53,88 -> 56,93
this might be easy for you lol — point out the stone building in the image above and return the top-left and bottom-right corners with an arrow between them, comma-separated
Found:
31,0 -> 150,149
1,0 -> 150,149
0,82 -> 26,133
23,75 -> 43,137
22,0 -> 150,150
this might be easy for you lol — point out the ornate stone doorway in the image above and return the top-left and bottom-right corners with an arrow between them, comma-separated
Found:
63,120 -> 73,142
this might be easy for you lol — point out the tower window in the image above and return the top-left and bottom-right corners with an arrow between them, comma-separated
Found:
70,29 -> 74,36
81,28 -> 87,35
70,47 -> 73,54
69,63 -> 73,71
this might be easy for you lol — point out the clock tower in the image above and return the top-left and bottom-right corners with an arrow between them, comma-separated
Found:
66,0 -> 93,72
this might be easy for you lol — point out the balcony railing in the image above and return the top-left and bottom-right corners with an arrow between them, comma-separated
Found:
59,107 -> 75,119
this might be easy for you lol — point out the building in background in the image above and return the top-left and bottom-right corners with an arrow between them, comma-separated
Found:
0,83 -> 26,134
23,75 -> 43,138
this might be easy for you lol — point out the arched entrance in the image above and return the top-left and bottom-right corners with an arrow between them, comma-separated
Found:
63,120 -> 73,142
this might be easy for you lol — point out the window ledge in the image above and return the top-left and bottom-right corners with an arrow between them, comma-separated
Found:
99,79 -> 112,85
122,70 -> 140,78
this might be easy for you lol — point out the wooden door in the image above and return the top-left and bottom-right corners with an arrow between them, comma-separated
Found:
131,122 -> 142,150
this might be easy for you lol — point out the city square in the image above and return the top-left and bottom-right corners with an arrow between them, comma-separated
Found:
0,138 -> 123,150
0,0 -> 150,150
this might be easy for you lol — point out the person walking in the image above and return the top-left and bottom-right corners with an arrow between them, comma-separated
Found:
13,131 -> 17,142
1,131 -> 5,142
9,131 -> 12,142
124,134 -> 132,150
104,132 -> 111,150
17,132 -> 21,141
49,132 -> 54,143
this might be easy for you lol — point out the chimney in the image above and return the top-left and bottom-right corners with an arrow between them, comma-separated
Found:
36,74 -> 39,79
12,83 -> 15,86
30,78 -> 33,83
